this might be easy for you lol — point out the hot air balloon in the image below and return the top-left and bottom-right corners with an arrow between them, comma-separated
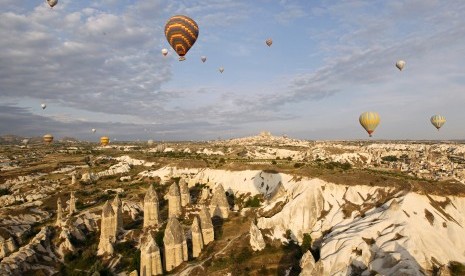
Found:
161,48 -> 168,56
100,136 -> 110,146
22,138 -> 30,147
43,134 -> 54,145
219,67 -> 224,73
148,139 -> 154,146
41,103 -> 46,110
46,0 -> 58,8
396,60 -> 405,71
164,15 -> 199,61
201,56 -> 207,63
266,38 -> 272,47
92,128 -> 96,133
430,115 -> 446,130
359,112 -> 380,137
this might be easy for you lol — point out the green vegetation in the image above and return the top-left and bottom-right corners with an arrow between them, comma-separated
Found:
294,162 -> 304,168
244,195 -> 261,208
323,161 -> 352,171
301,233 -> 312,253
114,241 -> 140,273
381,155 -> 398,162
449,261 -> 465,275
0,188 -> 11,196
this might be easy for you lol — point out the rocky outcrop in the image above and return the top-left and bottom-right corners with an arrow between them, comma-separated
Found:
199,205 -> 214,245
166,183 -> 182,218
71,173 -> 76,185
97,201 -> 116,256
140,232 -> 163,276
163,218 -> 188,271
144,184 -> 159,228
209,183 -> 229,219
300,251 -> 316,276
69,192 -> 76,215
191,216 -> 203,258
56,197 -> 63,226
249,222 -> 266,251
179,178 -> 190,207
0,235 -> 17,259
112,194 -> 123,233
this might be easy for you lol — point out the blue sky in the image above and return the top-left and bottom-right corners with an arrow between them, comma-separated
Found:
1,0 -> 465,141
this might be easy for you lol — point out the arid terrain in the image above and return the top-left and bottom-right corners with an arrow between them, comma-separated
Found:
1,133 -> 465,276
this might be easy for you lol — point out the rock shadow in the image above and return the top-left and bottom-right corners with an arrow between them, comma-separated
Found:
252,170 -> 284,200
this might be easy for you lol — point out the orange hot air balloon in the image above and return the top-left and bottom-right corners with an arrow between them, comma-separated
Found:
100,136 -> 110,146
164,15 -> 199,61
43,134 -> 54,144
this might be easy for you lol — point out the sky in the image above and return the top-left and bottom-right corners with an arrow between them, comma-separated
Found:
1,0 -> 465,141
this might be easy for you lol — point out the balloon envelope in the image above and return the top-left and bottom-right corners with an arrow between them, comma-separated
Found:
430,115 -> 446,130
47,0 -> 58,8
161,48 -> 168,56
100,136 -> 110,146
359,112 -> 380,137
266,38 -> 272,46
164,15 -> 199,61
201,56 -> 207,63
41,104 -> 46,110
43,134 -> 53,144
219,67 -> 224,73
92,129 -> 96,133
396,60 -> 405,71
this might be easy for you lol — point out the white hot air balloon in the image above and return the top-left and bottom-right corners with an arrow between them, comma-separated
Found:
92,128 -> 96,133
219,67 -> 224,73
41,103 -> 46,110
201,56 -> 207,63
396,60 -> 406,71
161,48 -> 168,56
47,0 -> 58,8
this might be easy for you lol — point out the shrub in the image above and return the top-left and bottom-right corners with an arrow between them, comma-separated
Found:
301,233 -> 312,253
294,162 -> 304,168
382,155 -> 398,162
449,261 -> 465,275
271,160 -> 277,165
0,188 -> 11,196
244,195 -> 261,208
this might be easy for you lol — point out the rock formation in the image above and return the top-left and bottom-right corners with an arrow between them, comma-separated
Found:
112,194 -> 123,232
0,235 -> 17,259
209,183 -> 229,219
163,217 -> 188,271
71,173 -> 76,185
198,205 -> 214,245
97,201 -> 116,255
300,250 -> 316,276
249,221 -> 266,251
140,232 -> 163,276
144,184 -> 160,228
191,216 -> 203,258
56,197 -> 63,226
166,183 -> 182,218
198,188 -> 210,204
69,191 -> 76,215
129,270 -> 139,276
179,178 -> 190,207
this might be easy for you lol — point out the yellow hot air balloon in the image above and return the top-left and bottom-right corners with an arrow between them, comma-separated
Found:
100,136 -> 110,146
164,15 -> 199,61
43,134 -> 54,144
46,0 -> 58,8
430,115 -> 446,131
266,38 -> 273,47
359,112 -> 380,137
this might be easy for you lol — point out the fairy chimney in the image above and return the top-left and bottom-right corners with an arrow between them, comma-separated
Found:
209,183 -> 229,219
56,197 -> 63,226
144,184 -> 160,228
163,218 -> 188,271
179,178 -> 190,207
112,194 -> 123,233
140,232 -> 163,275
97,201 -> 116,255
69,192 -> 76,215
191,216 -> 203,258
199,205 -> 214,245
166,183 -> 182,218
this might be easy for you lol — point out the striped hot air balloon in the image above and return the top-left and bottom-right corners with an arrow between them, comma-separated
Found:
164,15 -> 199,61
359,112 -> 380,137
43,134 -> 53,145
266,38 -> 273,47
430,115 -> 446,130
100,136 -> 110,146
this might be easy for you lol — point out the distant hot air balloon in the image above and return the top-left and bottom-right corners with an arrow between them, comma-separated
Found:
266,38 -> 273,47
164,15 -> 199,61
161,48 -> 168,56
396,60 -> 405,71
359,112 -> 380,137
41,103 -> 46,110
100,136 -> 110,146
22,138 -> 30,146
201,56 -> 207,63
219,67 -> 224,73
430,115 -> 446,131
148,139 -> 154,146
43,134 -> 53,145
46,0 -> 58,8
92,128 -> 96,133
